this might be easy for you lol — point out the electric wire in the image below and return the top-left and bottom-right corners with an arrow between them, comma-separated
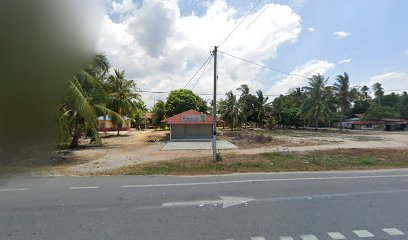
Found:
191,55 -> 214,90
218,0 -> 263,48
218,50 -> 310,79
183,53 -> 213,89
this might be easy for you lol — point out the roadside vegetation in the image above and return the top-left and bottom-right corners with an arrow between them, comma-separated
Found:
58,54 -> 146,149
216,73 -> 408,131
103,148 -> 408,176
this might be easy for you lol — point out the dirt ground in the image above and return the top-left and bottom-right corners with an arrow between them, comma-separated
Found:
64,129 -> 408,175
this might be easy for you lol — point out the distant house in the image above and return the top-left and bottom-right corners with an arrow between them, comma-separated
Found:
342,114 -> 407,131
97,115 -> 131,132
143,112 -> 153,129
162,109 -> 215,140
353,119 -> 407,131
340,114 -> 363,129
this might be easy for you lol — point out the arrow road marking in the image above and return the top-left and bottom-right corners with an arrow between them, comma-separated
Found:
162,196 -> 254,209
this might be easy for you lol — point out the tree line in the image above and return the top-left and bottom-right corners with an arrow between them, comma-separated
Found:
152,72 -> 408,131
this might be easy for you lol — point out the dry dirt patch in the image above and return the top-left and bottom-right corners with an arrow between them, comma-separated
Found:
8,129 -> 406,176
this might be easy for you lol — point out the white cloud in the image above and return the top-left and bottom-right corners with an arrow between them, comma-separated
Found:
362,72 -> 408,93
333,31 -> 350,39
307,27 -> 315,32
267,60 -> 335,95
97,0 -> 302,106
112,0 -> 135,13
338,58 -> 352,64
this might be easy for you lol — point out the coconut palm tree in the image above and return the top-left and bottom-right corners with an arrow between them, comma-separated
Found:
219,91 -> 241,130
255,90 -> 270,127
58,54 -> 115,148
105,69 -> 141,136
334,72 -> 351,130
237,84 -> 250,127
360,85 -> 369,101
372,82 -> 384,105
301,74 -> 333,130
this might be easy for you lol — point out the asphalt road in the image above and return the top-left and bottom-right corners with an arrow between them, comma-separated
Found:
1,169 -> 408,240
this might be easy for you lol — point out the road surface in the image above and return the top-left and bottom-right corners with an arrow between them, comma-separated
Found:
1,169 -> 408,240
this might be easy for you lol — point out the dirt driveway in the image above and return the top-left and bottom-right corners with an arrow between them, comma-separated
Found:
66,129 -> 408,175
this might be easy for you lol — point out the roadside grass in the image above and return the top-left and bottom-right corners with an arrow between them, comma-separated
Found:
103,148 -> 408,175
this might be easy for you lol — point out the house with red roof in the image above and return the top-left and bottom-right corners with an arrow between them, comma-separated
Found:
161,109 -> 215,140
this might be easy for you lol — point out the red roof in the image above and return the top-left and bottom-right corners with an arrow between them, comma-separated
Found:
162,109 -> 214,125
353,120 -> 408,125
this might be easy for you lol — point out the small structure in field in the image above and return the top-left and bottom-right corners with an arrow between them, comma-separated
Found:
162,109 -> 215,140
97,115 -> 131,132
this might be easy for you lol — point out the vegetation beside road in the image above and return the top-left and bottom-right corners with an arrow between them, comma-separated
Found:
102,148 -> 408,176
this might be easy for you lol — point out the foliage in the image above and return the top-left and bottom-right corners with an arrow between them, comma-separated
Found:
165,89 -> 207,116
152,100 -> 166,129
363,105 -> 400,121
372,82 -> 384,105
300,74 -> 334,130
218,91 -> 241,130
57,53 -> 145,148
105,69 -> 141,136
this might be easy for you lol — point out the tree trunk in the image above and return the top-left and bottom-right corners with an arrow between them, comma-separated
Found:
70,124 -> 81,149
315,119 -> 318,131
339,109 -> 344,131
116,122 -> 122,136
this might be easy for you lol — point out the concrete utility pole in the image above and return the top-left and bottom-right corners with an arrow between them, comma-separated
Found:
212,46 -> 218,161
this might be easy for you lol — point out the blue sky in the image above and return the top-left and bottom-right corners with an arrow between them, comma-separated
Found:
100,0 -> 408,106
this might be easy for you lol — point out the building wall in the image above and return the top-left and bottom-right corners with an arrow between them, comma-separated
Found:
171,124 -> 212,140
98,120 -> 131,131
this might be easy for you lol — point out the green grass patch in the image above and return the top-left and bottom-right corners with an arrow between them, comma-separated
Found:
104,148 -> 408,175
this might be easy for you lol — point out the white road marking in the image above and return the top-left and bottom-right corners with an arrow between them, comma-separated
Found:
0,188 -> 28,192
121,174 -> 408,188
251,237 -> 265,240
280,236 -> 294,240
353,230 -> 374,238
328,232 -> 346,239
68,186 -> 99,190
301,234 -> 319,240
382,228 -> 405,236
162,196 -> 254,209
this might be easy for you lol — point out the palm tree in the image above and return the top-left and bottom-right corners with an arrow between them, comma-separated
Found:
219,91 -> 241,130
58,54 -> 114,148
255,90 -> 270,127
372,82 -> 384,105
360,85 -> 369,101
301,74 -> 332,130
105,69 -> 141,136
237,84 -> 250,127
333,72 -> 351,130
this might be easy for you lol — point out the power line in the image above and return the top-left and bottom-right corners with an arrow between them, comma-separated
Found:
218,50 -> 310,79
136,89 -> 280,97
218,0 -> 263,48
191,55 -> 213,90
183,53 -> 213,89
384,89 -> 408,92
246,4 -> 269,29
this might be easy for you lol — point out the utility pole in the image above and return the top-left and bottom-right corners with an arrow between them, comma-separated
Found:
212,46 -> 218,161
